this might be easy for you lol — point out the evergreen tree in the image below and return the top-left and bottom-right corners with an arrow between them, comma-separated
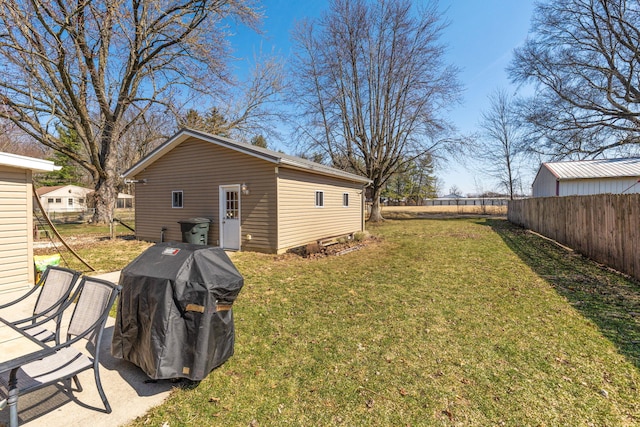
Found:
36,127 -> 85,187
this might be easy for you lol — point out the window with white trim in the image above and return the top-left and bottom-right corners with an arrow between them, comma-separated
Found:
343,193 -> 349,207
315,191 -> 324,207
47,198 -> 54,203
172,191 -> 183,208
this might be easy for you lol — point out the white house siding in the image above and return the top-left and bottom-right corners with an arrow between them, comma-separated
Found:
532,166 -> 559,197
39,185 -> 91,213
559,177 -> 640,196
277,167 -> 364,252
0,166 -> 32,291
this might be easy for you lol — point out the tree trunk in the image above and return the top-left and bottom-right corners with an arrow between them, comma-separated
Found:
91,138 -> 118,224
368,185 -> 385,222
92,172 -> 117,224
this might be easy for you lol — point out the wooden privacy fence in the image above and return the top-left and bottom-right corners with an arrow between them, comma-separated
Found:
508,194 -> 640,281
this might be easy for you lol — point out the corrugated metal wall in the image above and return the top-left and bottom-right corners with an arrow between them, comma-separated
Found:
532,166 -> 558,197
559,177 -> 640,196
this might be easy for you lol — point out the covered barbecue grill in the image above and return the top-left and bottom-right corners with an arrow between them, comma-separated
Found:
111,242 -> 243,381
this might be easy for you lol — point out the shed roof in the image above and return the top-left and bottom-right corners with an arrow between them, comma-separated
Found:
122,128 -> 372,185
0,152 -> 60,173
542,158 -> 640,180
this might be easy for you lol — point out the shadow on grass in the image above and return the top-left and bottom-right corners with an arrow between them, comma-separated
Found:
375,212 -> 507,221
485,218 -> 640,369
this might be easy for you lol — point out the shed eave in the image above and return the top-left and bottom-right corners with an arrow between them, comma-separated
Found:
279,158 -> 372,184
0,152 -> 60,172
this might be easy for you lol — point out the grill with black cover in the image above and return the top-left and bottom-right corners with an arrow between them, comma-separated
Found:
111,242 -> 243,381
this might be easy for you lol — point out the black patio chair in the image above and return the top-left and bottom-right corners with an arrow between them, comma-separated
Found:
0,276 -> 122,417
0,266 -> 81,343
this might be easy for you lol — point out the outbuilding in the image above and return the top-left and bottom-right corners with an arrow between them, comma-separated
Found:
0,152 -> 59,292
122,129 -> 372,253
532,158 -> 640,197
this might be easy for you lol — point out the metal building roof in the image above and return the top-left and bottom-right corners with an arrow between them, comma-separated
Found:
543,158 -> 640,180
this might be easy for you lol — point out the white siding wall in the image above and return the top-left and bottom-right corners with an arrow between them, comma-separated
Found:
532,166 -> 558,197
0,166 -> 33,291
40,185 -> 91,213
559,177 -> 640,196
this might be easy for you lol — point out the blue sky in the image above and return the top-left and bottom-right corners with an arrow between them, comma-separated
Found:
229,0 -> 537,195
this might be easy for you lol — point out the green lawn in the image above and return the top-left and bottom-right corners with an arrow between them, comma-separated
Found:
118,218 -> 639,426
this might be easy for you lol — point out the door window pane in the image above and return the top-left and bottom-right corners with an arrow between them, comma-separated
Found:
225,191 -> 238,218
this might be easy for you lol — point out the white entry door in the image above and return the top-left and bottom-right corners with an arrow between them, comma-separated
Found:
219,185 -> 241,250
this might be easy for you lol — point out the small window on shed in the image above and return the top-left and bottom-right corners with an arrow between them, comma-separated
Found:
343,193 -> 349,207
315,191 -> 324,207
172,191 -> 183,208
47,198 -> 54,203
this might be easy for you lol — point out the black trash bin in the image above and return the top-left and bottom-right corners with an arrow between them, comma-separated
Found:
178,217 -> 211,245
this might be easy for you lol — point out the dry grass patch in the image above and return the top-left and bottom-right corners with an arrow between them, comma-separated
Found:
381,205 -> 507,218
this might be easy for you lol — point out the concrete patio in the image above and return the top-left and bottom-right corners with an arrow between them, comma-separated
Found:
0,272 -> 174,427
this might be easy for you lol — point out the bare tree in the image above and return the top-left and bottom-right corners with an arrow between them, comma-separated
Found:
117,108 -> 176,182
476,89 -> 524,200
178,53 -> 286,140
448,185 -> 462,197
509,0 -> 640,159
0,115 -> 47,157
0,0 -> 258,223
225,54 -> 287,141
290,0 -> 461,222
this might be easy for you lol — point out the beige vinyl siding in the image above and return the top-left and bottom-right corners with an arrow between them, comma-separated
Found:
277,167 -> 364,252
134,137 -> 278,252
0,166 -> 33,291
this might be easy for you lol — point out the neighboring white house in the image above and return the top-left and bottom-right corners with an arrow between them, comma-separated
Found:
532,158 -> 640,197
36,185 -> 134,213
0,152 -> 59,291
36,185 -> 91,213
